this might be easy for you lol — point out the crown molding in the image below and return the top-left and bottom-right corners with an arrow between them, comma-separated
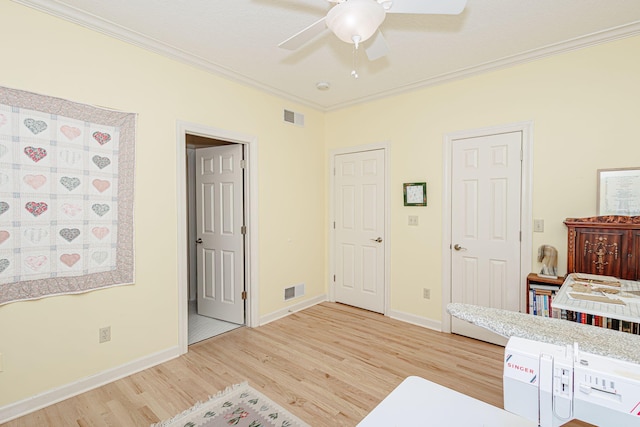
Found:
12,0 -> 325,111
13,1 -> 640,112
326,21 -> 640,111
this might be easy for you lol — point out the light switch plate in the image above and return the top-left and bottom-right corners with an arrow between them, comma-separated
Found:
534,219 -> 544,232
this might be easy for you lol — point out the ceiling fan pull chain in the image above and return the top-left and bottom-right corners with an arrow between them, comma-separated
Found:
351,47 -> 359,79
351,35 -> 360,79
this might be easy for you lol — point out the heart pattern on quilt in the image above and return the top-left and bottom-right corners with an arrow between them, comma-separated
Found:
23,227 -> 48,244
60,125 -> 81,140
60,176 -> 81,191
59,150 -> 82,165
26,255 -> 48,271
24,118 -> 48,134
92,155 -> 111,169
60,253 -> 80,267
92,179 -> 110,193
92,227 -> 110,240
92,251 -> 108,265
23,174 -> 47,190
0,201 -> 9,215
25,201 -> 48,217
0,144 -> 8,158
0,259 -> 9,273
0,113 -> 7,127
61,203 -> 82,217
60,228 -> 80,242
92,204 -> 110,216
24,146 -> 48,163
0,230 -> 9,244
92,131 -> 111,145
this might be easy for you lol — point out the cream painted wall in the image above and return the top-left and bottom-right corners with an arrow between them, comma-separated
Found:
0,2 -> 325,408
2,0 -> 639,416
325,35 -> 640,322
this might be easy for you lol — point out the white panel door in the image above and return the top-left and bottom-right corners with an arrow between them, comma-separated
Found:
451,132 -> 522,345
334,149 -> 385,313
195,144 -> 244,324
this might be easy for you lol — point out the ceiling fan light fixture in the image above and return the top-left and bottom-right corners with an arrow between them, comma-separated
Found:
326,0 -> 385,45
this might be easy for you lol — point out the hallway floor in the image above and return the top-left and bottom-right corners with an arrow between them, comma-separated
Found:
188,300 -> 242,345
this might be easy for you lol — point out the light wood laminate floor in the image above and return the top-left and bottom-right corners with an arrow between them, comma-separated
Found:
3,302 -> 591,426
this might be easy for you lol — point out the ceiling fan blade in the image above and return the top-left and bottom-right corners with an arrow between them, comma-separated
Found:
278,17 -> 327,50
365,31 -> 389,61
385,0 -> 467,15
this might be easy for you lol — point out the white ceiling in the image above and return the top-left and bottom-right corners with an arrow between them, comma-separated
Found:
16,0 -> 640,111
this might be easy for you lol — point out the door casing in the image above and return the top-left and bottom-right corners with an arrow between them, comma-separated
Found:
329,142 -> 390,314
441,122 -> 533,333
176,121 -> 259,355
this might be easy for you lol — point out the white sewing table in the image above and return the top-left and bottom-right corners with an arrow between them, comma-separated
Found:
357,376 -> 535,426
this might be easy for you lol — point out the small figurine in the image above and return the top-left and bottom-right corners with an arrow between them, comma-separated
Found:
537,245 -> 558,277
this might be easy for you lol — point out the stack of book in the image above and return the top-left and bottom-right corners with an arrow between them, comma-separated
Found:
528,284 -> 558,317
553,309 -> 640,334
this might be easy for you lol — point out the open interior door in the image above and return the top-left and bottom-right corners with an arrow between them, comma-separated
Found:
195,144 -> 244,324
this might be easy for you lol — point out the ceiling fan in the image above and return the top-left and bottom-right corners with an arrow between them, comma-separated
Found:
278,0 -> 467,62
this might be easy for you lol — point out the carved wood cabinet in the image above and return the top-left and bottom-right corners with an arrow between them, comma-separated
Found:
565,216 -> 640,280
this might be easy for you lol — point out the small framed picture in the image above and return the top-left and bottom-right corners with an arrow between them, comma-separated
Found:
597,167 -> 640,215
403,182 -> 427,206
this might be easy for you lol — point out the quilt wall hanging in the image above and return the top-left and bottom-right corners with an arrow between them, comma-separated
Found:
0,86 -> 136,305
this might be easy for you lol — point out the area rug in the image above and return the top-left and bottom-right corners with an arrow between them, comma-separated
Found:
152,382 -> 310,427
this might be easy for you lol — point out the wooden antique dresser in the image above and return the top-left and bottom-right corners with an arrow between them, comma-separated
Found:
564,215 -> 640,280
550,216 -> 640,331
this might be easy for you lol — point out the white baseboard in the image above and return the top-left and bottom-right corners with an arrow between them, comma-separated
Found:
1,301 -> 435,423
259,294 -> 327,326
388,308 -> 442,332
0,346 -> 181,424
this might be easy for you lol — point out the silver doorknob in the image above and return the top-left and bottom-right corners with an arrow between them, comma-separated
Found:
196,238 -> 203,244
371,237 -> 383,243
453,244 -> 466,251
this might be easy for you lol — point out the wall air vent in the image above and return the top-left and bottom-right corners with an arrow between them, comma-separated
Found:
283,109 -> 304,127
284,287 -> 295,300
284,283 -> 305,300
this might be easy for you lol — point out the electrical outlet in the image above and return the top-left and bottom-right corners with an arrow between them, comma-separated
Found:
423,288 -> 431,299
99,326 -> 111,343
408,215 -> 419,226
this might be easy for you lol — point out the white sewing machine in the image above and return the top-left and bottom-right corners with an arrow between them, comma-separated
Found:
504,336 -> 640,426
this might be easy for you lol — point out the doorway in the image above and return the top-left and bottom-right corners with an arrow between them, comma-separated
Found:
187,138 -> 244,344
176,122 -> 259,354
441,122 -> 533,345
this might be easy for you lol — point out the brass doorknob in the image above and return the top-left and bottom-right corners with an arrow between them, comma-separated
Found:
453,244 -> 466,251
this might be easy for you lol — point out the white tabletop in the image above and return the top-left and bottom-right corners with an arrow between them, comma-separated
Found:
553,273 -> 640,322
357,376 -> 535,426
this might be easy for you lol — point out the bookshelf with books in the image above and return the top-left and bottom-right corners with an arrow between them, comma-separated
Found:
554,309 -> 640,335
550,216 -> 640,334
552,273 -> 640,335
526,273 -> 564,317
